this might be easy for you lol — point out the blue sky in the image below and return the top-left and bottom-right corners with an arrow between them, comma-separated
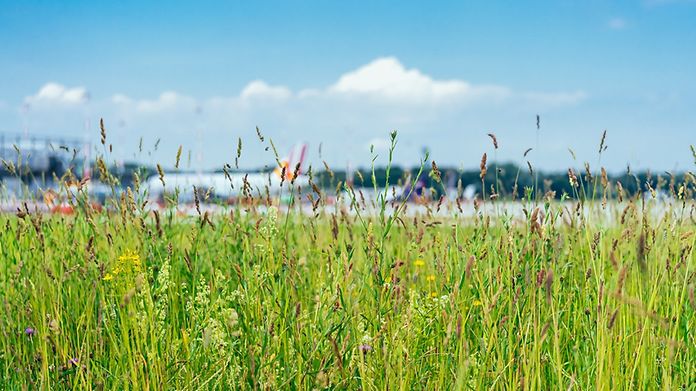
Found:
0,0 -> 694,172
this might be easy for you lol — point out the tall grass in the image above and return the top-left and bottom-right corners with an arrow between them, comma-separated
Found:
0,131 -> 695,390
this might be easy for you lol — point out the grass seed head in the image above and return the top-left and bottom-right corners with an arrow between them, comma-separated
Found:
100,118 -> 106,145
157,164 -> 165,186
175,145 -> 182,169
487,133 -> 498,149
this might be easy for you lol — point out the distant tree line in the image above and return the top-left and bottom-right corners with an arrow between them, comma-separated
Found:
2,158 -> 693,201
311,161 -> 695,200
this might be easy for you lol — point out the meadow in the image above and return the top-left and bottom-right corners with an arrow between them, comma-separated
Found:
1,132 -> 695,390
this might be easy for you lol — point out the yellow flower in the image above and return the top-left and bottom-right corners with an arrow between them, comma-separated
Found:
118,251 -> 139,261
430,292 -> 438,298
116,251 -> 142,273
104,251 -> 143,286
426,275 -> 436,282
414,259 -> 425,267
473,300 -> 482,307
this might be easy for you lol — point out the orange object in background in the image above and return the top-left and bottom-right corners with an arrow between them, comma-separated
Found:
51,203 -> 74,215
50,202 -> 103,215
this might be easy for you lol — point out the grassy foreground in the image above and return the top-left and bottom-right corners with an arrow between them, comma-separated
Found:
1,193 -> 695,389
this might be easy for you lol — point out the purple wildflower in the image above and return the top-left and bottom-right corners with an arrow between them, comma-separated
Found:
69,358 -> 79,366
24,327 -> 35,337
359,343 -> 372,354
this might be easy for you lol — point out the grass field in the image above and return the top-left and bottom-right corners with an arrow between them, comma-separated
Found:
1,137 -> 696,389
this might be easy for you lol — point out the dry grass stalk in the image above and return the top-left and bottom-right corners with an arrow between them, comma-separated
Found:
487,133 -> 498,149
175,145 -> 182,169
480,153 -> 487,180
100,118 -> 106,145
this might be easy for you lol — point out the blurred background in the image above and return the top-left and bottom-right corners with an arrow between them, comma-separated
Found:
0,1 -> 694,205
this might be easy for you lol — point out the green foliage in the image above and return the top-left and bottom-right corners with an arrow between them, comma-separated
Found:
1,133 -> 695,389
0,191 -> 695,389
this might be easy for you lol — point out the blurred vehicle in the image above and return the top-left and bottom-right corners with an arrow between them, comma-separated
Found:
145,144 -> 309,205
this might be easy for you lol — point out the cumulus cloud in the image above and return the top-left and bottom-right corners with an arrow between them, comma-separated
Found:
110,80 -> 292,114
607,17 -> 627,30
112,91 -> 197,113
137,91 -> 197,113
104,57 -> 584,116
17,58 -> 588,169
240,80 -> 292,100
25,82 -> 90,106
329,57 -> 510,103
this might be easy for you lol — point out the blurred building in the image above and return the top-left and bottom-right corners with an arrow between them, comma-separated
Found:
0,133 -> 87,178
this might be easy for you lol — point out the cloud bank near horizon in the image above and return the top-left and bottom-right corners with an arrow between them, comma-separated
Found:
7,56 -> 595,171
5,57 -> 612,171
25,57 -> 586,113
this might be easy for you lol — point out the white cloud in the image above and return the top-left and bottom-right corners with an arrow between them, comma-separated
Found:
111,91 -> 197,113
329,57 -> 510,103
101,57 -> 583,116
25,82 -> 90,106
607,17 -> 627,30
18,60 -> 588,170
111,80 -> 292,114
240,80 -> 292,100
138,91 -> 197,113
